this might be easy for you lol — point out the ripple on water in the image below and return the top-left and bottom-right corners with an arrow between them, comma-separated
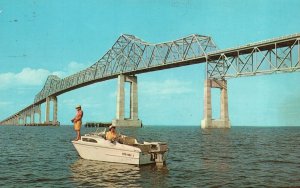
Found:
0,126 -> 300,187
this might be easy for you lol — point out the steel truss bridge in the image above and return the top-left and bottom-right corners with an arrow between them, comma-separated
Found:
1,33 -> 300,126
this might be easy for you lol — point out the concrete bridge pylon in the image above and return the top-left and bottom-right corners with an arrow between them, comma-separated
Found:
45,96 -> 58,125
112,74 -> 141,127
201,79 -> 230,128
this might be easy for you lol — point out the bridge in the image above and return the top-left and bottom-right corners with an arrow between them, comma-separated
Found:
1,33 -> 299,128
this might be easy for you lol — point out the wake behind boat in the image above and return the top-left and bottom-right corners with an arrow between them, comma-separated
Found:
72,129 -> 168,166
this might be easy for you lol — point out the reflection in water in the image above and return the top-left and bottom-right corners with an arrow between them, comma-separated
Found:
70,159 -> 169,187
139,163 -> 170,187
70,159 -> 141,187
201,129 -> 232,174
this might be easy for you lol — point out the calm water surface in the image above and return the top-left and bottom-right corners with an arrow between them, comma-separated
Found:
0,125 -> 300,187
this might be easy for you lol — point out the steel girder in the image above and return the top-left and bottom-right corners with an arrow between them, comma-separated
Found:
34,34 -> 217,103
207,34 -> 300,79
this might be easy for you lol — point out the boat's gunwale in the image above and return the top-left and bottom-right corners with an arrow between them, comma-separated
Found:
72,140 -> 142,153
72,135 -> 142,153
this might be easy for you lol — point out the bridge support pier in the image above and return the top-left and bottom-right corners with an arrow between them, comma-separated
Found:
201,79 -> 230,128
53,97 -> 58,124
112,74 -> 141,127
14,115 -> 19,125
36,105 -> 42,124
45,96 -> 58,125
38,105 -> 42,124
45,97 -> 50,123
30,108 -> 35,124
22,115 -> 26,125
39,109 -> 41,123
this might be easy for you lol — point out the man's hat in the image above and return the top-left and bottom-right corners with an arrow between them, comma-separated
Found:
109,125 -> 116,130
75,105 -> 81,109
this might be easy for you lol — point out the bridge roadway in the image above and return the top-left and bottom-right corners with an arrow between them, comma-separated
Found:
1,33 -> 300,125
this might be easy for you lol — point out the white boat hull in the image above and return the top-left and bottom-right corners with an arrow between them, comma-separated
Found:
72,136 -> 157,165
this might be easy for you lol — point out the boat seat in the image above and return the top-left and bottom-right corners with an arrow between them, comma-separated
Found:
134,144 -> 151,153
119,136 -> 138,145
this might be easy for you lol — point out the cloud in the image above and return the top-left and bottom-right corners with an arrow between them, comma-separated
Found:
0,61 -> 91,90
0,68 -> 48,89
0,68 -> 64,90
140,79 -> 194,96
51,61 -> 91,78
66,61 -> 90,75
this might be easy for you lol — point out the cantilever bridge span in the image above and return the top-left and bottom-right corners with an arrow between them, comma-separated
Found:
1,33 -> 300,128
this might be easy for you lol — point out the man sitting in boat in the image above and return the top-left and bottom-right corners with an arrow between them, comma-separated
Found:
106,125 -> 118,142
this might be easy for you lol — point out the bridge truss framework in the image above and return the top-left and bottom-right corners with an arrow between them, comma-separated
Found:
1,33 -> 299,127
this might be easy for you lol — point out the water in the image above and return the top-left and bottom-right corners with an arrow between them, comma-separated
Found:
1,125 -> 300,187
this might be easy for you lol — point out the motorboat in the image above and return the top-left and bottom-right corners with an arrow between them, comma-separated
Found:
72,129 -> 168,166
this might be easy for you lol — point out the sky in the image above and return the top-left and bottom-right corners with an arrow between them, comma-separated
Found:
0,0 -> 300,126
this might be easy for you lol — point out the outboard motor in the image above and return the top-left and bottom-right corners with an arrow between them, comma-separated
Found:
147,142 -> 168,166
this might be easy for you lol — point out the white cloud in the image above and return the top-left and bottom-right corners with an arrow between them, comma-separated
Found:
52,71 -> 65,78
51,61 -> 92,78
0,61 -> 91,90
140,79 -> 193,96
16,68 -> 51,85
67,61 -> 89,75
0,68 -> 51,89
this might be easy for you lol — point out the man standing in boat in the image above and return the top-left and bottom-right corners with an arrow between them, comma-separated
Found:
71,105 -> 83,141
